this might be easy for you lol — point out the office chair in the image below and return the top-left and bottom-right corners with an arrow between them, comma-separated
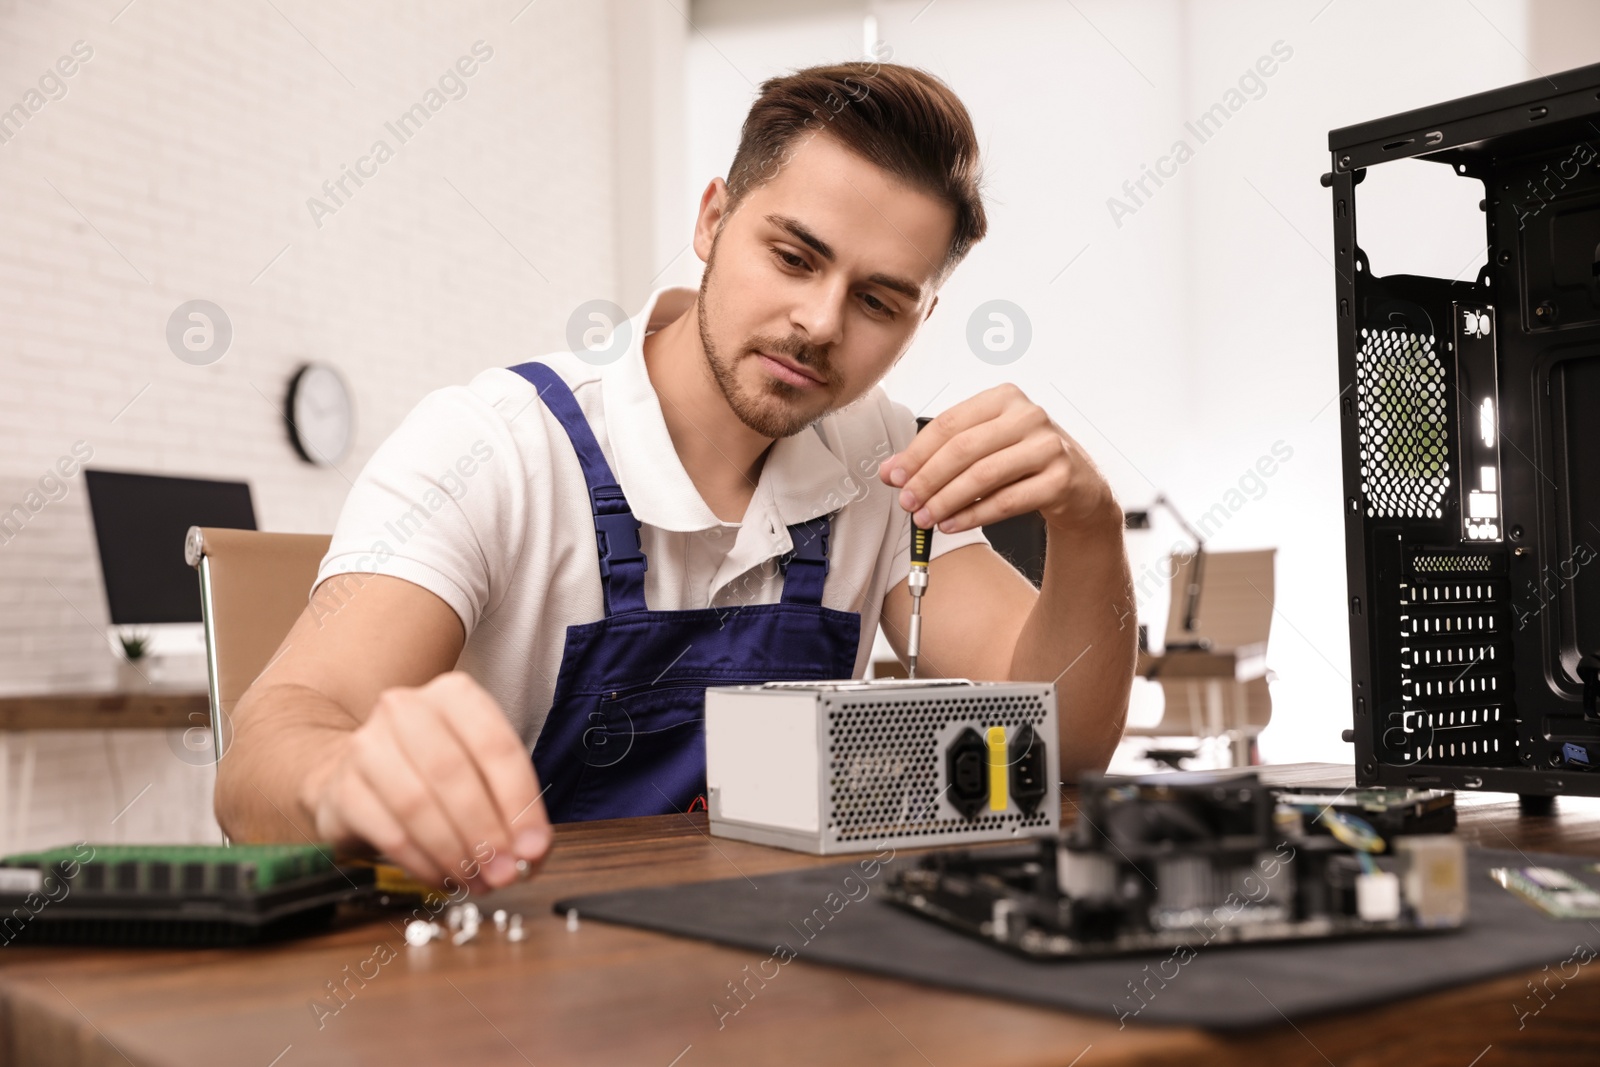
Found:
1126,548 -> 1277,767
184,527 -> 331,764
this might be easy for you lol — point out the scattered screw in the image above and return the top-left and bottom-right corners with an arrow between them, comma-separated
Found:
515,859 -> 534,881
450,903 -> 482,945
414,905 -> 522,948
404,920 -> 443,947
566,908 -> 580,933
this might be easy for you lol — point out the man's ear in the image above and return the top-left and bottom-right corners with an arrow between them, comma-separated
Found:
693,178 -> 730,264
923,294 -> 939,322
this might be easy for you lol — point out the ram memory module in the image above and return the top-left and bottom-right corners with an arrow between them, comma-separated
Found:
0,843 -> 374,947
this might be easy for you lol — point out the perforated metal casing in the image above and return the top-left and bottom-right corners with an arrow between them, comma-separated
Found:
1355,328 -> 1450,520
705,680 -> 1060,855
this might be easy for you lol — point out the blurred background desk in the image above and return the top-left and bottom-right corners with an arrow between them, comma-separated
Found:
1127,648 -> 1272,767
0,691 -> 207,731
0,691 -> 215,857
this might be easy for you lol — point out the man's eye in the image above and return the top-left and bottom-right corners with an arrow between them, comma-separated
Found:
772,249 -> 806,270
861,293 -> 894,318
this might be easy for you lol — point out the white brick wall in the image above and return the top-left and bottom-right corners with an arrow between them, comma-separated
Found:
0,0 -> 650,851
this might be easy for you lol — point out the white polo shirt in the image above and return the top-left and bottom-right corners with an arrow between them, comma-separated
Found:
314,286 -> 990,747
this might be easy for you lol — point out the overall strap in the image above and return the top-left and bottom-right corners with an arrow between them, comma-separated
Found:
778,514 -> 834,606
507,362 -> 647,616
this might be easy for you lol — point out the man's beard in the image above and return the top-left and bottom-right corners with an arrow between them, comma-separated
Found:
697,242 -> 832,440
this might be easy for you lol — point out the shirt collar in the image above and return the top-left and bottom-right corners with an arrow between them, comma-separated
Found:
600,286 -> 851,535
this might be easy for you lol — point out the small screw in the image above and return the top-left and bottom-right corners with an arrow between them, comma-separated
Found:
450,904 -> 482,945
566,908 -> 580,933
507,914 -> 526,942
405,920 -> 442,947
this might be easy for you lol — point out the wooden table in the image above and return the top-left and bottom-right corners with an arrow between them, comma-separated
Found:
4,763 -> 1600,1066
0,691 -> 209,731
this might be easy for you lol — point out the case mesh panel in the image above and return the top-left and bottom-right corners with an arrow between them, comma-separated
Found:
1355,328 -> 1451,519
1413,553 -> 1493,574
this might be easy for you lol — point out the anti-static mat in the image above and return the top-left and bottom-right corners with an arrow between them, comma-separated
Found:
554,847 -> 1600,1029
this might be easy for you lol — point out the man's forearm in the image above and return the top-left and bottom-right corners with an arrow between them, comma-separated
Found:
214,684 -> 356,843
1008,504 -> 1136,775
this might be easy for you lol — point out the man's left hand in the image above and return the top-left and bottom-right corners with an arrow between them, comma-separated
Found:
878,384 -> 1117,535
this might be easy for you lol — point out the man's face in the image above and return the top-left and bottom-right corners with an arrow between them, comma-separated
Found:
693,131 -> 956,440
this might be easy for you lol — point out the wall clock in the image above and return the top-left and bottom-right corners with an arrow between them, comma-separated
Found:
284,362 -> 354,466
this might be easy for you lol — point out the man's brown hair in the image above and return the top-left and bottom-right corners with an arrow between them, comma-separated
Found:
723,60 -> 987,279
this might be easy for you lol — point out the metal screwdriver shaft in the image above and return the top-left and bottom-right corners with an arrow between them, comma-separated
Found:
907,416 -> 934,679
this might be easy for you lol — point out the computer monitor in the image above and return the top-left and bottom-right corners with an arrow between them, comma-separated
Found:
1328,61 -> 1600,806
84,470 -> 256,626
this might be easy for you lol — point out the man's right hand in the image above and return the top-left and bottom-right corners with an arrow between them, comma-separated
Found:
218,573 -> 552,889
300,671 -> 552,892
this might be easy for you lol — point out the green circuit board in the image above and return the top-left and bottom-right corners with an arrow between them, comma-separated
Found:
1,843 -> 338,894
0,843 -> 370,946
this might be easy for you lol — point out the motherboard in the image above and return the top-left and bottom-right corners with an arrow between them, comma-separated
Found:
885,774 -> 1465,959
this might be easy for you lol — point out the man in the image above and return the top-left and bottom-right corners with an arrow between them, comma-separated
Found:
217,62 -> 1135,894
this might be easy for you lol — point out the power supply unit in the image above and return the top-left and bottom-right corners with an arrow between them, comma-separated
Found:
705,679 -> 1060,854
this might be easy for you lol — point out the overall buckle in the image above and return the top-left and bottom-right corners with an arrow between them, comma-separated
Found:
593,494 -> 644,578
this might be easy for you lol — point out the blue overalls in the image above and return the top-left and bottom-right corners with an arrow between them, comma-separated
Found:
508,362 -> 862,822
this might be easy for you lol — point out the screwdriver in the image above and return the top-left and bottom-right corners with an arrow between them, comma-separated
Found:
907,416 -> 934,679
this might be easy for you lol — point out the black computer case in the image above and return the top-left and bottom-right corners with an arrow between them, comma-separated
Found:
1329,62 -> 1600,806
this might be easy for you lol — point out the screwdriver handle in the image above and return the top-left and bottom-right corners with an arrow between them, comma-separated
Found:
910,524 -> 933,568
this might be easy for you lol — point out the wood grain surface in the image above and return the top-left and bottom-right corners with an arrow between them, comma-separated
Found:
0,692 -> 209,732
2,763 -> 1599,1067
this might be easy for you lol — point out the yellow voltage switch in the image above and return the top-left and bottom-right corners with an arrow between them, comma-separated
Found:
987,727 -> 1008,811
